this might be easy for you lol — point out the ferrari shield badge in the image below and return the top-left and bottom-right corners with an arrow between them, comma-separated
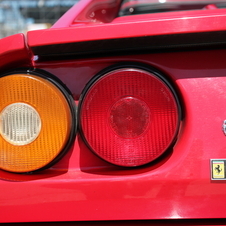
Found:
211,159 -> 226,180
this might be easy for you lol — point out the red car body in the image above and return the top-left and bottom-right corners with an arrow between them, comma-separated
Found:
1,0 -> 226,224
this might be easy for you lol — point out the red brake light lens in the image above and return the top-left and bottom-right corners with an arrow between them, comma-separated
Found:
79,67 -> 181,167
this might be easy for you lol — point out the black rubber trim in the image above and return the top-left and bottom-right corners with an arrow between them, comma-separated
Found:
3,219 -> 226,225
32,30 -> 226,61
0,68 -> 77,174
78,63 -> 182,167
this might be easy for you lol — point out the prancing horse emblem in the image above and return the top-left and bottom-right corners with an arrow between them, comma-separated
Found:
215,165 -> 222,174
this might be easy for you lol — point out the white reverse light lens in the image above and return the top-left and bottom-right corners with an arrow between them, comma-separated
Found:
0,103 -> 41,146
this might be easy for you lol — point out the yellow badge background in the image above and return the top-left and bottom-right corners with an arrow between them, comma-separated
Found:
212,161 -> 225,179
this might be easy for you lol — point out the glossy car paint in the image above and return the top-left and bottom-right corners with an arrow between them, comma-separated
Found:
1,0 -> 226,224
0,33 -> 32,73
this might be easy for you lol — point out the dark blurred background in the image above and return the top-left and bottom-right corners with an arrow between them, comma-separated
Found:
0,0 -> 78,38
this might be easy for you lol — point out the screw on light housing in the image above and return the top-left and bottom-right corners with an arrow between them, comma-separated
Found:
223,120 -> 226,135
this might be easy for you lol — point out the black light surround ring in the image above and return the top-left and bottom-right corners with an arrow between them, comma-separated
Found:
0,69 -> 76,173
79,64 -> 181,167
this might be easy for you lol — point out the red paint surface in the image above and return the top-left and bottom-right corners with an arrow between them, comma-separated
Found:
0,33 -> 32,73
28,9 -> 226,47
1,49 -> 226,222
1,0 -> 226,224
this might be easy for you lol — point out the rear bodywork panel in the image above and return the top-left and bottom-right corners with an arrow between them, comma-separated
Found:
1,0 -> 226,224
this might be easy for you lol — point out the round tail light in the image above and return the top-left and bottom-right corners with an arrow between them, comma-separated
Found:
79,67 -> 181,167
0,72 -> 75,173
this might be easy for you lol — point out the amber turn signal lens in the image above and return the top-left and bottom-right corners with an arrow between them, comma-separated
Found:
0,73 -> 73,173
